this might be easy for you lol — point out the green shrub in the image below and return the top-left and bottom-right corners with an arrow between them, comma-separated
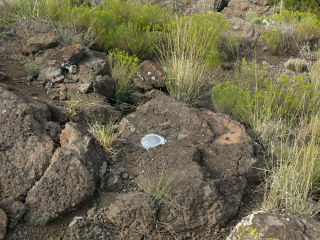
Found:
261,10 -> 320,55
211,60 -> 320,125
108,49 -> 139,103
211,81 -> 253,123
56,0 -> 173,58
0,0 -> 69,25
267,0 -> 320,14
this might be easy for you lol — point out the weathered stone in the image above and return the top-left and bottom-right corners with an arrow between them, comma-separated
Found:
115,94 -> 261,231
0,85 -> 55,200
36,44 -> 88,68
25,32 -> 60,53
38,67 -> 62,82
74,100 -> 121,124
24,123 -> 105,225
0,209 -> 7,240
227,210 -> 320,240
222,0 -> 273,19
63,217 -> 112,240
133,60 -> 166,91
78,82 -> 93,93
93,75 -> 115,98
75,50 -> 109,84
0,198 -> 26,229
90,192 -> 157,233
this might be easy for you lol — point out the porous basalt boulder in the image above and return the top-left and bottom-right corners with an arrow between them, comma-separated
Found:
0,209 -> 7,240
115,94 -> 262,231
0,85 -> 55,200
24,123 -> 105,225
227,210 -> 320,240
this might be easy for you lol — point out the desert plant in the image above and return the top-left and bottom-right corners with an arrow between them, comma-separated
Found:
158,13 -> 230,105
261,10 -> 320,55
108,49 -> 139,102
23,58 -> 39,77
88,120 -> 119,151
245,11 -> 270,26
267,0 -> 320,14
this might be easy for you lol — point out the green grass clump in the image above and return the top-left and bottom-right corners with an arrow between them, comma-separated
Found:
56,0 -> 173,58
0,0 -> 173,58
158,13 -> 230,105
108,49 -> 139,103
260,10 -> 320,55
88,120 -> 119,152
212,59 -> 320,215
0,0 -> 68,25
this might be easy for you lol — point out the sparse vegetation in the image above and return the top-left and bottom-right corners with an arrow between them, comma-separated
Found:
212,59 -> 320,215
23,57 -> 39,77
268,0 -> 320,14
142,166 -> 177,201
108,49 -> 139,103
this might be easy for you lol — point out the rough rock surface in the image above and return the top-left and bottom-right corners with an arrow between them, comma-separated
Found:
115,94 -> 261,231
0,209 -> 7,240
227,210 -> 320,240
222,0 -> 273,18
0,85 -> 55,200
134,60 -> 166,91
25,32 -> 60,53
0,198 -> 26,229
90,192 -> 157,233
63,217 -> 111,240
24,122 -> 105,225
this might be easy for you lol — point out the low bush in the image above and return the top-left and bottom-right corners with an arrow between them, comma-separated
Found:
55,0 -> 173,58
261,10 -> 320,55
108,49 -> 139,103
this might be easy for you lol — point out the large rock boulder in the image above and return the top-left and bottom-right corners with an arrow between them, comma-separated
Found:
0,85 -> 55,200
24,122 -> 105,225
0,209 -> 7,240
227,210 -> 320,240
115,94 -> 262,231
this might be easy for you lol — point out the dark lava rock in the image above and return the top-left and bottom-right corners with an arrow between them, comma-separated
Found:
24,123 -> 105,225
115,94 -> 262,231
133,60 -> 166,91
0,209 -> 7,240
227,210 -> 320,240
0,85 -> 55,200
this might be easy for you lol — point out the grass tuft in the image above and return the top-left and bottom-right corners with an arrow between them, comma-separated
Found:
88,120 -> 119,152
